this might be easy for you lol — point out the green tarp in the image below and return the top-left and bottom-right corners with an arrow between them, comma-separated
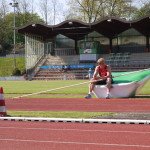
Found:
112,69 -> 150,84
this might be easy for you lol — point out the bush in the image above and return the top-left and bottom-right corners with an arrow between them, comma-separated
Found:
0,57 -> 25,76
12,68 -> 21,76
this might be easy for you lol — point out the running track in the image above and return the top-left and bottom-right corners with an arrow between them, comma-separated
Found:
0,120 -> 150,150
2,98 -> 150,150
5,98 -> 150,112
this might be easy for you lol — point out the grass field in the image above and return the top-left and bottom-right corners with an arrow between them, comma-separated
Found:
1,80 -> 88,98
1,79 -> 149,118
0,79 -> 150,98
7,111 -> 114,118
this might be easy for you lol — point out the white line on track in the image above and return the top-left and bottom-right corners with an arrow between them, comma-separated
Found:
0,138 -> 150,148
0,126 -> 150,134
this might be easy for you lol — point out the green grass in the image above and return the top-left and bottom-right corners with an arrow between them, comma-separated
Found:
0,80 -> 89,98
7,111 -> 114,118
0,79 -> 150,98
0,57 -> 25,76
1,79 -> 150,118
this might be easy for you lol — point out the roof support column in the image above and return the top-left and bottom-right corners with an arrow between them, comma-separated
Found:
109,38 -> 112,53
51,38 -> 55,55
146,35 -> 149,52
75,40 -> 78,54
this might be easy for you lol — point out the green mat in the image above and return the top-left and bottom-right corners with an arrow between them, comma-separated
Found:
112,69 -> 150,84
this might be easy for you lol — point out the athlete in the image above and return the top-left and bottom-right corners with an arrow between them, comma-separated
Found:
85,58 -> 113,99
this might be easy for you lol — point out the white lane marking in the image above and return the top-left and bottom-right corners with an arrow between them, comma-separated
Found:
0,138 -> 150,148
0,126 -> 150,134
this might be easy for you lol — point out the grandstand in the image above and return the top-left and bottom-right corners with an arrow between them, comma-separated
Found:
32,52 -> 150,80
17,16 -> 150,80
104,52 -> 150,71
33,55 -> 91,80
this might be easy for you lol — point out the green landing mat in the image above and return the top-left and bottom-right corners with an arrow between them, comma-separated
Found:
112,69 -> 150,84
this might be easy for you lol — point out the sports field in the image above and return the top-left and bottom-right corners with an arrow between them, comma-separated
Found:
1,79 -> 150,118
0,79 -> 150,98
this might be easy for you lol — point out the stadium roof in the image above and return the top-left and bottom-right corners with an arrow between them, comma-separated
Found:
131,16 -> 150,36
18,15 -> 150,40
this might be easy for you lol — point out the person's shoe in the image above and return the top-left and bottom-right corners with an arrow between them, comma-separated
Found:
110,85 -> 113,88
85,94 -> 92,99
105,94 -> 110,99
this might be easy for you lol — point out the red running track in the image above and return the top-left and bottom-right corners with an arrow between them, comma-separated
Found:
5,98 -> 150,112
0,120 -> 150,150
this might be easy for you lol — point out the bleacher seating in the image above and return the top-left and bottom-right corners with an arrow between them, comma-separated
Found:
32,52 -> 150,80
45,55 -> 79,65
105,52 -> 131,67
32,55 -> 91,80
33,67 -> 89,80
105,52 -> 150,71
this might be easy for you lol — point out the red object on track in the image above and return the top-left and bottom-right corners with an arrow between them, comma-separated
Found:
0,87 -> 7,116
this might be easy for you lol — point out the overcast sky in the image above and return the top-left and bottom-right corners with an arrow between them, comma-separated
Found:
7,0 -> 148,24
7,0 -> 69,24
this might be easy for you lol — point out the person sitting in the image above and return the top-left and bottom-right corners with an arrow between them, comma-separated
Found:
85,58 -> 113,99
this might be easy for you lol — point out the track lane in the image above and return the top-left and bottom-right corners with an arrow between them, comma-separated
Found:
0,121 -> 150,150
3,98 -> 150,149
6,98 -> 150,112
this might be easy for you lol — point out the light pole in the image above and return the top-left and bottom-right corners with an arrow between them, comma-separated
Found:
9,0 -> 18,69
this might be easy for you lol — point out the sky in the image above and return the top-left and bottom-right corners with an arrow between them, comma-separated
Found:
7,0 -> 69,25
34,0 -> 68,24
6,0 -> 149,25
132,0 -> 148,8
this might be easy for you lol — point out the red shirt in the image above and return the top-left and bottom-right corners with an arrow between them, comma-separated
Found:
98,65 -> 108,77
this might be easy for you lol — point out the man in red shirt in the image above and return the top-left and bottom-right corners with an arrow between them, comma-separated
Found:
85,58 -> 113,99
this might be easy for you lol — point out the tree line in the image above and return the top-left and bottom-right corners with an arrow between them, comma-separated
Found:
0,0 -> 149,55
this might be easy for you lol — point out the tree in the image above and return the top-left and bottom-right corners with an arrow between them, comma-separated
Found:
0,0 -> 9,18
76,0 -> 104,23
66,0 -> 140,23
0,12 -> 44,55
17,0 -> 31,13
39,0 -> 65,25
133,1 -> 150,19
0,0 -> 10,55
52,0 -> 57,25
39,0 -> 48,24
17,0 -> 35,23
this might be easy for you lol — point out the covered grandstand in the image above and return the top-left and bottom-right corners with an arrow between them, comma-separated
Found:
17,15 -> 150,80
